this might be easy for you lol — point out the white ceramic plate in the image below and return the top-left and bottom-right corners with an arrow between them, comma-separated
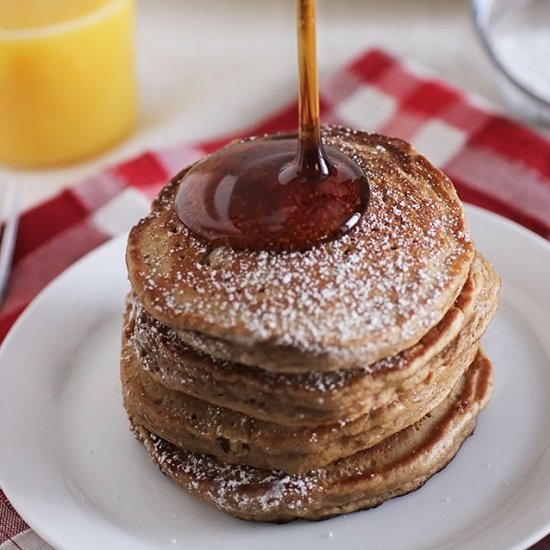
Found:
1,205 -> 549,550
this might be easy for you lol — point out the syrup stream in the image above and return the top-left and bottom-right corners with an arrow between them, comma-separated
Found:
174,0 -> 370,252
295,0 -> 330,178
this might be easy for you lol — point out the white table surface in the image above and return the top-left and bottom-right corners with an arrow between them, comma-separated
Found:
4,0 -> 545,211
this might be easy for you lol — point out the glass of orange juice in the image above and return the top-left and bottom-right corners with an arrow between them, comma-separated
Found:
0,0 -> 136,167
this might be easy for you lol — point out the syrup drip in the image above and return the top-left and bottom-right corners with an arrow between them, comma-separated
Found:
175,0 -> 370,252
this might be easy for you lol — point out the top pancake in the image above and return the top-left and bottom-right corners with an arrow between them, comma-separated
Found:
126,126 -> 474,372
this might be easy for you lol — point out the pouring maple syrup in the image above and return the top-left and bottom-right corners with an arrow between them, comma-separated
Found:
175,0 -> 370,252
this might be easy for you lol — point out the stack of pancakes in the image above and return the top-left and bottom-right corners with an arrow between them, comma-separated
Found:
122,127 -> 500,522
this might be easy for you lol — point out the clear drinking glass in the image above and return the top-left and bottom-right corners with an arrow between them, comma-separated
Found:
471,0 -> 550,124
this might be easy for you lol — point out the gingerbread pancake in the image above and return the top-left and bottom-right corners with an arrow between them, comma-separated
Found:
126,127 -> 474,373
122,127 -> 499,523
129,351 -> 493,522
126,253 -> 499,427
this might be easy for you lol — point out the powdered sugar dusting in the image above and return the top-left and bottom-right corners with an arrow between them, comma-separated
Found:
129,298 -> 414,399
128,127 -> 473,367
145,430 -> 323,513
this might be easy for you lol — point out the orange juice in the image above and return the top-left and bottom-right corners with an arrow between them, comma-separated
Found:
0,0 -> 136,167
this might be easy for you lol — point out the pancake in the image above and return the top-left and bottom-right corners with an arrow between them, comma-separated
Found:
126,253 -> 499,427
129,350 -> 493,522
126,126 -> 475,373
122,339 -> 479,473
122,252 -> 498,473
122,127 -> 500,523
123,249 -> 499,473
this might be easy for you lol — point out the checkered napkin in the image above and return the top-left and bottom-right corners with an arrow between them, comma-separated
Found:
1,48 -> 550,550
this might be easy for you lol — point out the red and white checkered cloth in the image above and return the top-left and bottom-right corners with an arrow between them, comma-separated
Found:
1,49 -> 550,550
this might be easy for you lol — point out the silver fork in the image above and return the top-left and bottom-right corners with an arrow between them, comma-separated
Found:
0,181 -> 20,306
